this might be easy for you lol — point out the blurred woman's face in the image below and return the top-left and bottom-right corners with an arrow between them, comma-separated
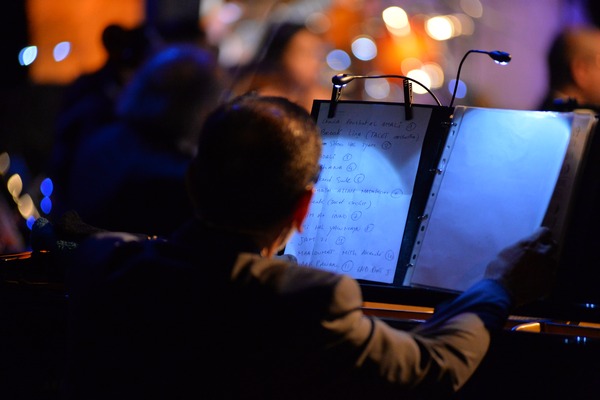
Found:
282,29 -> 326,88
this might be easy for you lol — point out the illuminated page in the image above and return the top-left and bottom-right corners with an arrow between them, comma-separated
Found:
285,101 -> 432,284
406,107 -> 573,292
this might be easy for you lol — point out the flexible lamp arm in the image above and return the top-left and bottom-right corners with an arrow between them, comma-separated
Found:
449,49 -> 511,108
332,73 -> 442,106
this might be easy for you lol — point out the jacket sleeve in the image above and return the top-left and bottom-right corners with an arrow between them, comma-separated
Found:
325,276 -> 512,397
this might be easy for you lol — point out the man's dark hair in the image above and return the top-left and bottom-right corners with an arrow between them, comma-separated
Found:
187,93 -> 322,231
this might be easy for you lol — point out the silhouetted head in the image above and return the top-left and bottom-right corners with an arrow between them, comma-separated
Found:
102,24 -> 155,69
117,44 -> 226,153
187,93 -> 322,233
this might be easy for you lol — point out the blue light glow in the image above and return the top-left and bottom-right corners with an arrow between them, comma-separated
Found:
40,196 -> 52,214
26,216 -> 36,230
40,177 -> 54,196
448,79 -> 467,98
326,49 -> 351,71
53,41 -> 71,62
19,46 -> 38,66
351,37 -> 377,61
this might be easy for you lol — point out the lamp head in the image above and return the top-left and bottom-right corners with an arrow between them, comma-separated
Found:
332,73 -> 356,87
487,50 -> 511,65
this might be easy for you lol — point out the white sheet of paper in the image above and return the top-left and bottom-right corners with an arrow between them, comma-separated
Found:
285,102 -> 432,283
407,107 -> 572,292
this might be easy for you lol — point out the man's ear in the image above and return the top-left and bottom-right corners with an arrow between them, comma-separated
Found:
292,187 -> 314,233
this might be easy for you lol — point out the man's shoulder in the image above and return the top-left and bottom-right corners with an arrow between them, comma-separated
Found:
235,252 -> 345,286
233,253 -> 363,312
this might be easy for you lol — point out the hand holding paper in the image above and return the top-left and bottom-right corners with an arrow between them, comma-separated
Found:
484,226 -> 558,307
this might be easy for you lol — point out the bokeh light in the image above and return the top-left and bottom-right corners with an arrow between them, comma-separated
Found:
40,177 -> 54,197
7,174 -> 23,198
17,193 -> 34,219
382,6 -> 410,36
449,79 -> 467,99
53,41 -> 71,62
460,0 -> 484,18
452,13 -> 475,35
351,36 -> 377,61
422,62 -> 444,88
40,196 -> 52,214
326,49 -> 352,71
364,78 -> 390,99
407,69 -> 432,94
18,46 -> 38,66
425,16 -> 454,41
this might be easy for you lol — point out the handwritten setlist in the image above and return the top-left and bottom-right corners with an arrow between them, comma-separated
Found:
285,102 -> 432,283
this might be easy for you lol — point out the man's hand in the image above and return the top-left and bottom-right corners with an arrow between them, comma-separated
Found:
484,227 -> 558,307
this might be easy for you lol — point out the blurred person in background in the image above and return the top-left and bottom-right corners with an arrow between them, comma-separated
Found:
52,43 -> 226,237
232,21 -> 331,111
536,22 -> 600,308
537,25 -> 600,112
48,23 -> 160,206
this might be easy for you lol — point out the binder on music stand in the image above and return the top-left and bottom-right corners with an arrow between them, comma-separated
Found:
284,99 -> 597,294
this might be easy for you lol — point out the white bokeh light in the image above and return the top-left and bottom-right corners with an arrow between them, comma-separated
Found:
425,16 -> 454,41
53,41 -> 71,62
351,36 -> 377,61
382,6 -> 410,36
326,49 -> 352,71
406,69 -> 432,94
364,78 -> 390,99
18,46 -> 38,66
422,62 -> 444,88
